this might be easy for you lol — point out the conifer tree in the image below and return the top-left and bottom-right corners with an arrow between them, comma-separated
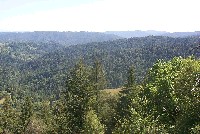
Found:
62,60 -> 96,133
51,99 -> 70,133
83,109 -> 105,134
92,59 -> 107,91
126,65 -> 136,88
17,97 -> 33,134
0,94 -> 18,133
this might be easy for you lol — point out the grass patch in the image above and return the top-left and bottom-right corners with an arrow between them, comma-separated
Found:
0,98 -> 5,105
102,88 -> 122,95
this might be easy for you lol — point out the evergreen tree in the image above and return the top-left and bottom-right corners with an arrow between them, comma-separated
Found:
51,99 -> 70,133
126,65 -> 136,88
39,100 -> 54,133
116,66 -> 139,120
83,109 -> 105,134
0,94 -> 18,133
91,59 -> 107,115
92,59 -> 107,91
17,97 -> 33,134
62,60 -> 96,133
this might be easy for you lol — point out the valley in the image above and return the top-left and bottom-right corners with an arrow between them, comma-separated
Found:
0,31 -> 199,133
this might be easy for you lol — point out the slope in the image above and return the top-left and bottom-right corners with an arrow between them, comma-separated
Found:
0,31 -> 122,46
19,36 -> 200,94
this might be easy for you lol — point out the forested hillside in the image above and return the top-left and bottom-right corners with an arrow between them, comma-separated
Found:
0,35 -> 199,93
0,41 -> 65,61
0,31 -> 121,46
0,57 -> 199,133
0,34 -> 199,133
19,36 -> 200,92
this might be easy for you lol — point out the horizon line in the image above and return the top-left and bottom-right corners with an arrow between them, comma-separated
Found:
1,30 -> 200,33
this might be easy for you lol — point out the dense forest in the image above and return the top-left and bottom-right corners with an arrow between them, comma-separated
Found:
0,32 -> 199,133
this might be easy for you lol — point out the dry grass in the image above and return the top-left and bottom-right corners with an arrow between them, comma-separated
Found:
102,88 -> 123,95
0,98 -> 5,105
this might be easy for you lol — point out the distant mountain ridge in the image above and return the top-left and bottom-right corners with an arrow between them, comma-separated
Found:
105,30 -> 168,38
1,31 -> 200,45
105,30 -> 200,38
0,31 -> 121,46
162,31 -> 200,37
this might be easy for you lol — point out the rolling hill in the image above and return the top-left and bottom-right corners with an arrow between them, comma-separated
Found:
105,30 -> 200,38
0,31 -> 121,46
17,36 -> 200,93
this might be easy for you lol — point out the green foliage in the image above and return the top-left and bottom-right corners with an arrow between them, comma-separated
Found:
114,57 -> 199,134
115,66 -> 141,122
61,60 -> 97,133
126,66 -> 136,88
1,36 -> 199,94
0,57 -> 199,133
191,124 -> 200,134
96,91 -> 118,134
51,99 -> 71,133
0,33 -> 200,133
91,59 -> 107,90
116,86 -> 141,120
113,109 -> 167,134
17,97 -> 33,133
36,100 -> 54,133
83,109 -> 105,134
143,57 -> 200,133
0,93 -> 18,133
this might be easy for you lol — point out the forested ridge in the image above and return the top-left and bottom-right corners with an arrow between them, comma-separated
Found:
20,36 -> 200,91
105,30 -> 200,38
0,33 -> 199,133
0,31 -> 121,46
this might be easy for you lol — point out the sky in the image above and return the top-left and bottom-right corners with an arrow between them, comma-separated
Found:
0,0 -> 199,32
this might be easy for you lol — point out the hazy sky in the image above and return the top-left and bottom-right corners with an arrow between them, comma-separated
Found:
0,0 -> 199,32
